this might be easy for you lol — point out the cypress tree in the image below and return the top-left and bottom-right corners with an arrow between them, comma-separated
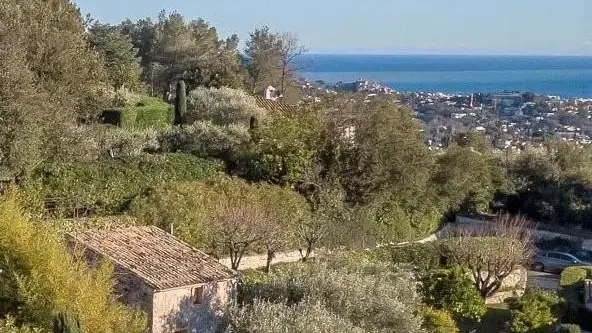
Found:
174,80 -> 187,125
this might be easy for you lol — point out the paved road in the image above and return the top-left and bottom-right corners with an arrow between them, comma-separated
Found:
527,270 -> 560,290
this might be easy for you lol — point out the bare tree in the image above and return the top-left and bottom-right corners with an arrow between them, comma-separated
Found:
442,214 -> 534,298
211,201 -> 268,270
278,32 -> 306,97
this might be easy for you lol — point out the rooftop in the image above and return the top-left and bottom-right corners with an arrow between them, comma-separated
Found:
254,95 -> 295,114
68,226 -> 236,290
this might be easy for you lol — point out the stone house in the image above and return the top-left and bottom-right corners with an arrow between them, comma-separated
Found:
68,226 -> 237,333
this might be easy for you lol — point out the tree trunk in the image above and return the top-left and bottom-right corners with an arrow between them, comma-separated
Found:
265,249 -> 275,273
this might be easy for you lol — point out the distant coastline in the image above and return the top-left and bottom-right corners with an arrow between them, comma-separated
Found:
298,54 -> 592,98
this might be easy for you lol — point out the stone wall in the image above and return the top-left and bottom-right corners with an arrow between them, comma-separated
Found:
152,279 -> 237,333
484,266 -> 528,305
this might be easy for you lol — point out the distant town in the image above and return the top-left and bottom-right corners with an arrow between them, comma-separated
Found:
301,78 -> 592,151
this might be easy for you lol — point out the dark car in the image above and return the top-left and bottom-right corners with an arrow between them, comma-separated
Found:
530,250 -> 591,273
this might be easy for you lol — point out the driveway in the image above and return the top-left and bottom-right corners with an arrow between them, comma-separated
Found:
527,270 -> 560,291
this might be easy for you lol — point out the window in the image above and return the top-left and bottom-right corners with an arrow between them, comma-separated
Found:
193,286 -> 204,305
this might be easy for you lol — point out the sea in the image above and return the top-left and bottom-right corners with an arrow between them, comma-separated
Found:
298,54 -> 592,98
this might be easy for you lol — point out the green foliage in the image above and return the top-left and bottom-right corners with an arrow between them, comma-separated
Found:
228,300 -> 369,333
0,195 -> 146,332
509,289 -> 562,333
0,317 -> 43,333
121,97 -> 172,130
174,80 -> 187,125
246,105 -> 324,184
384,243 -> 444,272
88,23 -> 141,90
560,266 -> 592,289
558,324 -> 581,333
129,177 -> 309,256
422,268 -> 487,322
52,313 -> 80,333
559,266 -> 592,311
24,154 -> 223,217
149,11 -> 245,93
504,143 -> 592,227
0,0 -> 110,122
237,253 -> 425,333
433,147 -> 495,214
422,307 -> 459,333
185,87 -> 266,126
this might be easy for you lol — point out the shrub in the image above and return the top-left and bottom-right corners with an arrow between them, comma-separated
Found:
560,266 -> 592,290
186,87 -> 266,126
0,317 -> 43,333
422,307 -> 459,333
0,195 -> 146,332
228,299 -> 370,333
559,266 -> 592,323
386,242 -> 444,271
421,268 -> 487,322
121,96 -> 172,130
509,289 -> 562,333
24,154 -> 223,217
238,253 -> 425,333
558,324 -> 581,333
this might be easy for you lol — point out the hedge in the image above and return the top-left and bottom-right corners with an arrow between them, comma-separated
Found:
121,97 -> 173,130
558,324 -> 582,333
24,154 -> 224,217
559,266 -> 592,324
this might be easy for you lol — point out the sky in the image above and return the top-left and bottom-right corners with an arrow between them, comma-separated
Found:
74,0 -> 592,56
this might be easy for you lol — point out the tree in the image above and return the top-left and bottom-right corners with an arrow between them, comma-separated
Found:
244,26 -> 305,102
442,214 -> 534,298
0,0 -> 110,122
432,147 -> 495,214
0,38 -> 49,179
149,11 -> 245,95
88,23 -> 142,90
211,200 -> 267,270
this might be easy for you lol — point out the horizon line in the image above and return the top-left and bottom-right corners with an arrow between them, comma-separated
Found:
304,52 -> 592,57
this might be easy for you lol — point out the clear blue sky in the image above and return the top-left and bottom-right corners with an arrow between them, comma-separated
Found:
74,0 -> 592,55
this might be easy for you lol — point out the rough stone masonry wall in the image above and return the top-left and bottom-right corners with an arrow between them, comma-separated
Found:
152,279 -> 237,333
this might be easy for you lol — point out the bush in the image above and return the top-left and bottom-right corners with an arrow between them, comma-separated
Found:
228,300 -> 370,333
422,307 -> 459,333
386,242 -> 444,271
24,154 -> 223,217
237,253 -> 425,333
509,289 -> 563,333
121,97 -> 172,130
0,195 -> 146,332
421,268 -> 487,322
558,324 -> 581,333
185,87 -> 266,126
560,266 -> 592,290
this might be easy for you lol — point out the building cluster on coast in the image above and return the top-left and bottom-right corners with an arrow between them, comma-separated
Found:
299,78 -> 592,152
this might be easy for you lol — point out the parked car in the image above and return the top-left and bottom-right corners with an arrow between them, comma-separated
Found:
568,248 -> 592,263
530,251 -> 591,273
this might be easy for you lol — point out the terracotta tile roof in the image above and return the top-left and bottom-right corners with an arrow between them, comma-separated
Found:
254,96 -> 295,114
69,226 -> 236,290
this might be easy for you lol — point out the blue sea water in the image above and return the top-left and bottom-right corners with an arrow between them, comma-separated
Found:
298,54 -> 592,98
